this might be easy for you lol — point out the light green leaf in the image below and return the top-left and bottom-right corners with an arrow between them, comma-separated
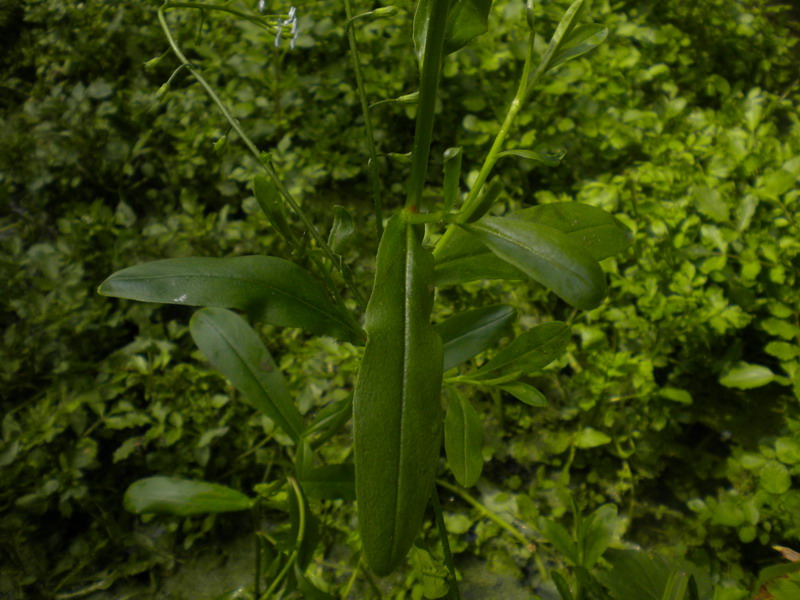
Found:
536,0 -> 592,75
539,517 -> 579,565
124,476 -> 254,516
575,427 -> 611,448
497,382 -> 547,407
99,256 -> 365,344
190,307 -> 305,443
497,148 -> 566,167
409,547 -> 450,598
719,361 -> 775,389
659,387 -> 693,405
415,0 -> 493,63
760,461 -> 791,494
462,216 -> 607,309
548,24 -> 608,71
436,304 -> 517,371
328,205 -> 355,254
579,504 -> 617,569
472,321 -> 571,379
444,389 -> 484,487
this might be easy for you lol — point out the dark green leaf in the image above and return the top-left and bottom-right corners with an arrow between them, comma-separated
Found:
444,389 -> 484,487
300,464 -> 355,501
462,216 -> 607,309
462,177 -> 504,224
436,304 -> 517,371
552,571 -> 576,600
536,0 -> 592,75
497,148 -> 566,167
287,479 -> 319,571
415,0 -> 493,63
472,321 -> 571,379
190,307 -> 305,443
435,203 -> 630,286
328,205 -> 355,254
124,476 -> 254,516
353,214 -> 444,576
599,549 -> 672,600
574,566 -> 613,600
99,256 -> 366,344
253,175 -> 296,245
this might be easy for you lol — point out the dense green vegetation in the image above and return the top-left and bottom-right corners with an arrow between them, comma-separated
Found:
2,0 -> 799,598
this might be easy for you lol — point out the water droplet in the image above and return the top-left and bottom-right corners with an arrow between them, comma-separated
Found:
173,294 -> 187,303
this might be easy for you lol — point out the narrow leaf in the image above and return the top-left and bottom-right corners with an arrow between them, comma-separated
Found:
462,177 -> 504,224
436,203 -> 630,286
353,214 -> 444,576
539,517 -> 579,565
661,571 -> 690,600
472,321 -> 571,378
548,24 -> 608,71
496,382 -> 547,407
436,304 -> 517,371
328,205 -> 355,254
578,504 -> 617,569
552,571 -> 576,600
444,389 -> 484,487
190,307 -> 305,443
124,476 -> 254,516
462,216 -> 607,309
253,175 -> 297,247
99,256 -> 365,344
536,0 -> 591,76
497,148 -> 566,167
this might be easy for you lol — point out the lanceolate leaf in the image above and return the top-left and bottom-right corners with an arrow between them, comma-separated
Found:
536,0 -> 592,76
435,203 -> 631,286
496,382 -> 547,406
353,214 -> 444,576
190,307 -> 305,443
124,476 -> 254,516
548,23 -> 608,72
444,388 -> 484,487
472,321 -> 570,379
328,205 -> 355,254
461,216 -> 607,309
436,304 -> 517,371
99,256 -> 365,344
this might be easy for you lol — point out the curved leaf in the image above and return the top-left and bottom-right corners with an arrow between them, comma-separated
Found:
190,307 -> 305,443
461,216 -> 607,309
353,214 -> 444,576
99,255 -> 365,344
548,23 -> 608,71
496,382 -> 547,407
415,0 -> 493,63
436,304 -> 517,371
719,361 -> 775,389
497,148 -> 566,167
472,321 -> 570,379
435,202 -> 631,286
124,476 -> 254,516
444,389 -> 484,487
328,205 -> 355,254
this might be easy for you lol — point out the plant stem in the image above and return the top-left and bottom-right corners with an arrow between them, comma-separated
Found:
405,0 -> 450,210
431,484 -> 462,600
435,479 -> 531,548
158,3 -> 367,309
344,0 -> 383,238
433,27 -> 538,255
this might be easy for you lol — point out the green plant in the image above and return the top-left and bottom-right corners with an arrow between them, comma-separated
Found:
97,0 -> 632,595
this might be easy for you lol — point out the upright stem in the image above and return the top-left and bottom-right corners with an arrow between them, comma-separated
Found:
158,4 -> 367,309
431,484 -> 462,600
405,0 -> 450,210
344,0 -> 384,238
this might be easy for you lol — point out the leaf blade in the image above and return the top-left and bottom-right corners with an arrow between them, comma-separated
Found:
190,307 -> 305,443
444,389 -> 484,487
124,476 -> 254,516
436,304 -> 517,371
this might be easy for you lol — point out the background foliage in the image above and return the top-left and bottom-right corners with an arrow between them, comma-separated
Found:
1,0 -> 799,597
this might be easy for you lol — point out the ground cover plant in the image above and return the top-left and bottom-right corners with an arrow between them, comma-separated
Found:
1,0 -> 799,598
